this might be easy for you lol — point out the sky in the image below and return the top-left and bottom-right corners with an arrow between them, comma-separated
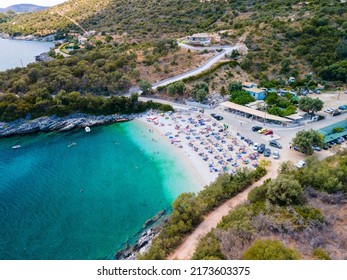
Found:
0,0 -> 67,8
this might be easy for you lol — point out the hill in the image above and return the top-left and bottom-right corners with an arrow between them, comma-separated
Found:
0,4 -> 48,13
0,0 -> 346,83
0,0 -> 228,37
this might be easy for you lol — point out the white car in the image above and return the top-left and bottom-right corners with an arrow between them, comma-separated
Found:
296,160 -> 306,168
253,143 -> 259,151
273,150 -> 280,159
324,108 -> 334,113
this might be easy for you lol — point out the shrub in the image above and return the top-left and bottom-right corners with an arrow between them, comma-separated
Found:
333,127 -> 343,133
250,166 -> 266,181
192,231 -> 225,260
267,175 -> 303,206
312,248 -> 331,260
243,239 -> 300,260
248,183 -> 268,203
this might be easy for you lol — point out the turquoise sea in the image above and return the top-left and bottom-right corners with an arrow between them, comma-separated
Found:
0,38 -> 53,71
0,122 -> 198,260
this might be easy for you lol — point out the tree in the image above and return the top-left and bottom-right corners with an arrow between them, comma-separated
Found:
167,81 -> 186,95
243,239 -> 300,260
264,92 -> 278,105
229,90 -> 255,105
292,129 -> 324,155
220,86 -> 227,96
267,175 -> 303,206
298,96 -> 324,114
228,81 -> 242,93
191,82 -> 209,102
139,80 -> 152,95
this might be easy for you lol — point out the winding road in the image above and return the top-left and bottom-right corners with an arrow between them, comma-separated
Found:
151,42 -> 244,90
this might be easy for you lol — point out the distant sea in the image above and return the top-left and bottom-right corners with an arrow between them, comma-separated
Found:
0,38 -> 53,71
0,122 -> 198,259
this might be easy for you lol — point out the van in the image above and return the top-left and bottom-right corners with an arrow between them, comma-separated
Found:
269,140 -> 282,149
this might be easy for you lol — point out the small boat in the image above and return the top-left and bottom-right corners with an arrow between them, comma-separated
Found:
68,142 -> 77,148
12,145 -> 21,149
85,126 -> 91,133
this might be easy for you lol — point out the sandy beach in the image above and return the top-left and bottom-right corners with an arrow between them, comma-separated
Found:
136,109 -> 260,191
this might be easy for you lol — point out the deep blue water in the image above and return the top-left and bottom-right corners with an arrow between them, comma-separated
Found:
0,122 -> 197,259
0,38 -> 53,71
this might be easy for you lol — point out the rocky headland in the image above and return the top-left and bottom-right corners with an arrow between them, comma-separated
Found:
0,113 -> 134,138
0,32 -> 55,42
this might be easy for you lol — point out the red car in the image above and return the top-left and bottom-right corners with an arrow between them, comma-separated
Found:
264,130 -> 273,135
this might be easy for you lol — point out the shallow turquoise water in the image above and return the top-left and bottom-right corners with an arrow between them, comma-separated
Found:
0,122 -> 197,259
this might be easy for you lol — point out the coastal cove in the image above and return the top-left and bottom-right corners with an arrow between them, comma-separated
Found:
0,121 -> 200,260
0,38 -> 53,71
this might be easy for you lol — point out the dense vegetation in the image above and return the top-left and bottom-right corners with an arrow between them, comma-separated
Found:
1,1 -> 346,86
0,0 -> 228,38
235,1 -> 347,83
0,92 -> 173,122
0,40 -> 181,121
193,152 -> 347,260
139,166 -> 267,260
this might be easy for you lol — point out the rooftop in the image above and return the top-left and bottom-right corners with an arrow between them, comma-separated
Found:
242,82 -> 257,88
221,101 -> 292,123
190,33 -> 210,38
318,120 -> 347,143
244,87 -> 266,94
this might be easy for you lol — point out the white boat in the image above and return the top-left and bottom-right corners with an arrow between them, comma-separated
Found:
12,145 -> 21,149
68,142 -> 77,148
85,126 -> 91,133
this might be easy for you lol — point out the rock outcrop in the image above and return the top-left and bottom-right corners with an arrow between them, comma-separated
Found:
0,113 -> 133,138
114,210 -> 167,260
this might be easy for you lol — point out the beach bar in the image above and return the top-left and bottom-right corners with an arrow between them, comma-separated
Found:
221,101 -> 293,126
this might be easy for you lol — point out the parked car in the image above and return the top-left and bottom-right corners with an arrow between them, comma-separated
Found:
324,107 -> 334,113
252,126 -> 262,132
211,113 -> 223,121
332,110 -> 341,117
257,144 -> 266,154
264,130 -> 273,135
253,143 -> 259,151
338,105 -> 346,110
189,107 -> 198,111
258,128 -> 268,134
273,150 -> 280,159
269,140 -> 282,149
264,148 -> 271,157
312,145 -> 321,151
296,160 -> 306,168
293,145 -> 301,152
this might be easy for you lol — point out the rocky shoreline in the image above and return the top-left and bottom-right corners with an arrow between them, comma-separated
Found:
115,210 -> 167,260
35,52 -> 54,62
0,113 -> 134,138
0,32 -> 55,42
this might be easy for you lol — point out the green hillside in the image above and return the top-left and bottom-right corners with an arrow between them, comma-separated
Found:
0,0 -> 346,82
0,0 -> 228,37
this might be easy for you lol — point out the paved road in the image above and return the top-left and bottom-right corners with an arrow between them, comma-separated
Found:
150,43 -> 243,90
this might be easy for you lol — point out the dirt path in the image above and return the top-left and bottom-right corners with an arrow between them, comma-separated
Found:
167,162 -> 279,260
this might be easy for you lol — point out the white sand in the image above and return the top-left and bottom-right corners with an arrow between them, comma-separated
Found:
136,110 -> 259,191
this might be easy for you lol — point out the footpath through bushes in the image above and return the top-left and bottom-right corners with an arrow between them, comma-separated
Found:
139,166 -> 266,260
